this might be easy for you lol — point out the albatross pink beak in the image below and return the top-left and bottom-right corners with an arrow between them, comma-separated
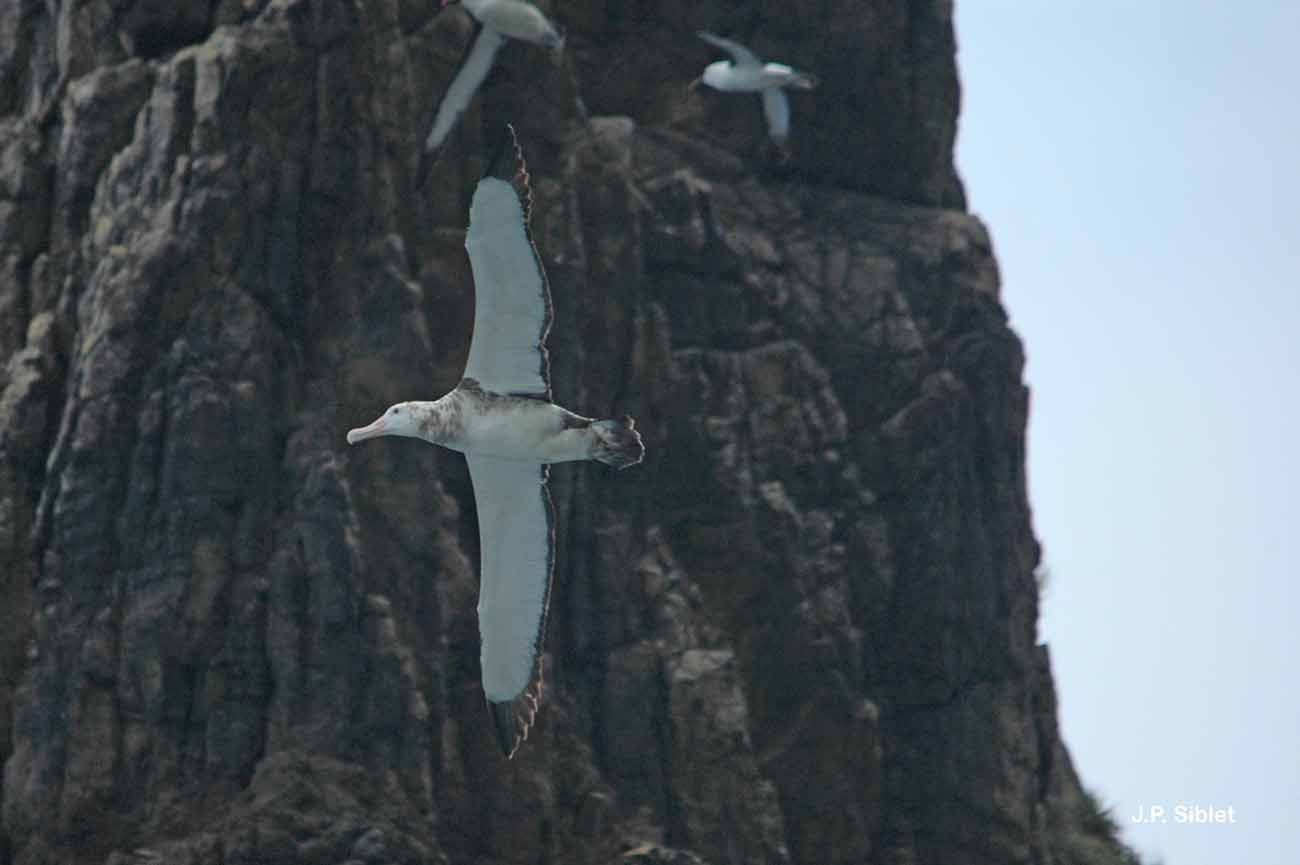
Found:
346,416 -> 387,445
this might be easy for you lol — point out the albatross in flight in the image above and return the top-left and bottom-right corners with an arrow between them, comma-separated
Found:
349,125 -> 644,758
416,0 -> 563,186
692,31 -> 818,155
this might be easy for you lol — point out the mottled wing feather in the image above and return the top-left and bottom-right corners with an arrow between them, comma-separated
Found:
417,25 -> 506,186
466,456 -> 554,758
462,124 -> 553,399
697,30 -> 760,67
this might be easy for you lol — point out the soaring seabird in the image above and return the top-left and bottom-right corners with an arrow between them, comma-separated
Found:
349,125 -> 644,758
416,0 -> 564,186
691,31 -> 818,155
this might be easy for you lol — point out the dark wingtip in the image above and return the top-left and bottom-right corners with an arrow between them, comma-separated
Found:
483,123 -> 533,223
484,122 -> 524,182
485,660 -> 545,759
489,699 -> 522,759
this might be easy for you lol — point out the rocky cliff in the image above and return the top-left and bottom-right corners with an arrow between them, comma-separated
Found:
0,2 -> 1139,865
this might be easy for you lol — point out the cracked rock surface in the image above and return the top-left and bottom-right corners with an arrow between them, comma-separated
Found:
1,2 -> 1135,865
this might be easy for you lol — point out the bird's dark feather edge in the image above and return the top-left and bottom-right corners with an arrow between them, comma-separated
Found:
485,123 -> 554,401
487,462 -> 555,758
416,18 -> 486,188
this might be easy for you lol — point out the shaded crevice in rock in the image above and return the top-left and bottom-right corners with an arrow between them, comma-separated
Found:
53,59 -> 155,249
112,0 -> 218,61
0,0 -> 44,116
588,525 -> 785,865
2,1 -> 127,123
0,123 -> 58,366
0,312 -> 65,864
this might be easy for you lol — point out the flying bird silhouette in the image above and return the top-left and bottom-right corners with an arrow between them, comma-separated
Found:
350,125 -> 644,758
692,31 -> 818,157
416,0 -> 563,186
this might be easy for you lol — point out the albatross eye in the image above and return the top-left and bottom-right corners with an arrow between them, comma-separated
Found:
390,407 -> 400,416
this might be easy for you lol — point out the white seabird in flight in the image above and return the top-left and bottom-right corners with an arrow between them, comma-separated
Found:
692,31 -> 818,155
416,0 -> 564,186
349,125 -> 644,758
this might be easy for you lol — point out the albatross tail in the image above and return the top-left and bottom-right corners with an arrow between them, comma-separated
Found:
590,416 -> 645,469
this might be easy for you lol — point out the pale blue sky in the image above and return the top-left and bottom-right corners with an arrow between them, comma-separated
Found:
955,3 -> 1298,865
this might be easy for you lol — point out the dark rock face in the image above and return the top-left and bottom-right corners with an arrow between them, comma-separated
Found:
0,3 -> 1133,865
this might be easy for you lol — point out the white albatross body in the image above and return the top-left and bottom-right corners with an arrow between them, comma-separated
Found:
694,31 -> 817,149
349,126 -> 643,757
417,0 -> 563,185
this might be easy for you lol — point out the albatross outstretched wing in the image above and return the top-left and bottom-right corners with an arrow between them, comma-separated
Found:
466,455 -> 554,758
761,87 -> 791,145
697,30 -> 761,67
417,25 -> 506,186
461,124 -> 553,399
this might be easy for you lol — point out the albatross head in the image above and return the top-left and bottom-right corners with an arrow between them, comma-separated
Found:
347,402 -> 439,445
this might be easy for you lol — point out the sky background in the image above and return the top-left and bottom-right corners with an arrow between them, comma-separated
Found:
954,3 -> 1298,864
